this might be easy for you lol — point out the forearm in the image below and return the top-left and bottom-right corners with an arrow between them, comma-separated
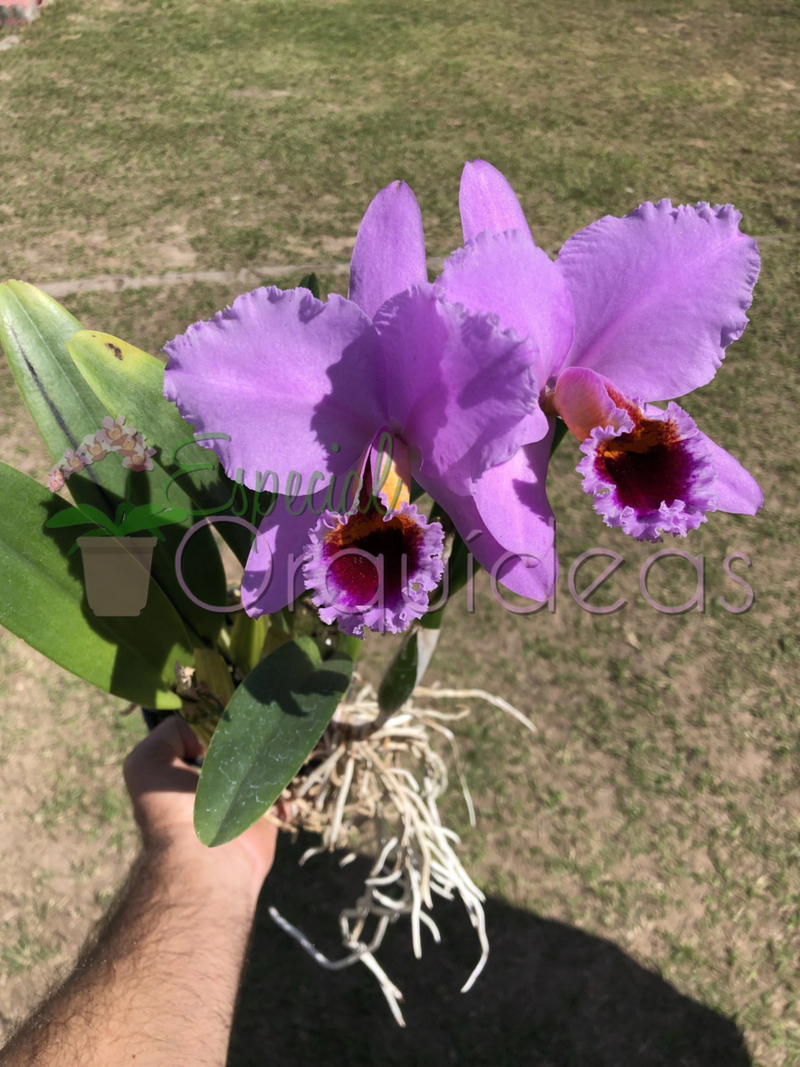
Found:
1,842 -> 259,1067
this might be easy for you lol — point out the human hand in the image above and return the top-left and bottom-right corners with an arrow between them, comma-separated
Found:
124,716 -> 278,905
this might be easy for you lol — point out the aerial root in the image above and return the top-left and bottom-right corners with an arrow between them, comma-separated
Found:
268,681 -> 534,1025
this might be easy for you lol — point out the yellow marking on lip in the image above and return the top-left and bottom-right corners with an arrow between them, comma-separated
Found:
372,438 -> 412,512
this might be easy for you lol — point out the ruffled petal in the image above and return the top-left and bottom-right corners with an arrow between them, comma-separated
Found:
459,160 -> 534,244
558,200 -> 761,400
437,229 -> 574,382
701,434 -> 763,515
164,287 -> 385,491
303,500 -> 444,636
577,402 -> 717,542
424,465 -> 557,604
373,286 -> 546,495
348,181 -> 428,320
241,490 -> 325,617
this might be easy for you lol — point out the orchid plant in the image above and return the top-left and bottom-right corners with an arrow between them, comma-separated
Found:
0,163 -> 763,1015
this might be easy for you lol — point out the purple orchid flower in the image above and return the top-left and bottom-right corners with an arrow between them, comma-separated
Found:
438,160 -> 763,549
163,181 -> 549,635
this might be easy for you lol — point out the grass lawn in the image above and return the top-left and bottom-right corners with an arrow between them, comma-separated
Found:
1,0 -> 799,1063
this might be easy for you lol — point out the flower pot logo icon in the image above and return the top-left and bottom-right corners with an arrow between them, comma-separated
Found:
76,535 -> 158,617
46,417 -> 189,618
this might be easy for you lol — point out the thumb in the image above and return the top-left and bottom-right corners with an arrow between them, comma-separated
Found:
124,715 -> 205,788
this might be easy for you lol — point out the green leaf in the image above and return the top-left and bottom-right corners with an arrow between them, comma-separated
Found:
228,612 -> 267,675
377,625 -> 441,713
117,503 -> 190,537
0,462 -> 193,708
45,503 -> 117,533
298,272 -> 321,299
195,637 -> 353,846
377,626 -> 419,714
336,632 -> 364,663
550,417 -> 568,455
125,476 -> 226,645
0,282 -> 127,510
63,332 -> 231,639
67,331 -> 254,564
0,290 -> 223,636
67,331 -> 206,475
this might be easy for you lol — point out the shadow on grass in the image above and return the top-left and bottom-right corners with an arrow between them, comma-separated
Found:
229,833 -> 751,1067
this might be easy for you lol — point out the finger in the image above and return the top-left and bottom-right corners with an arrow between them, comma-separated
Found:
152,715 -> 206,762
124,716 -> 204,783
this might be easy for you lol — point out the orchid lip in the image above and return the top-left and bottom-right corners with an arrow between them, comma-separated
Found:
577,402 -> 718,542
303,498 -> 444,636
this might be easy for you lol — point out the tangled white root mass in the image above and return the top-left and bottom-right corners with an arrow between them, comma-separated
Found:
266,680 -> 535,1026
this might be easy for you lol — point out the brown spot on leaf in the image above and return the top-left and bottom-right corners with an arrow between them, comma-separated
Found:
107,342 -> 123,360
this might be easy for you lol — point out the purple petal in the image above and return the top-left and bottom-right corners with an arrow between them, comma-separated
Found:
438,229 -> 574,382
348,181 -> 428,320
471,428 -> 558,599
459,160 -> 533,244
373,286 -> 546,495
701,434 -> 763,515
558,201 -> 761,400
303,500 -> 444,636
164,287 -> 385,491
241,491 -> 323,617
425,455 -> 557,604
